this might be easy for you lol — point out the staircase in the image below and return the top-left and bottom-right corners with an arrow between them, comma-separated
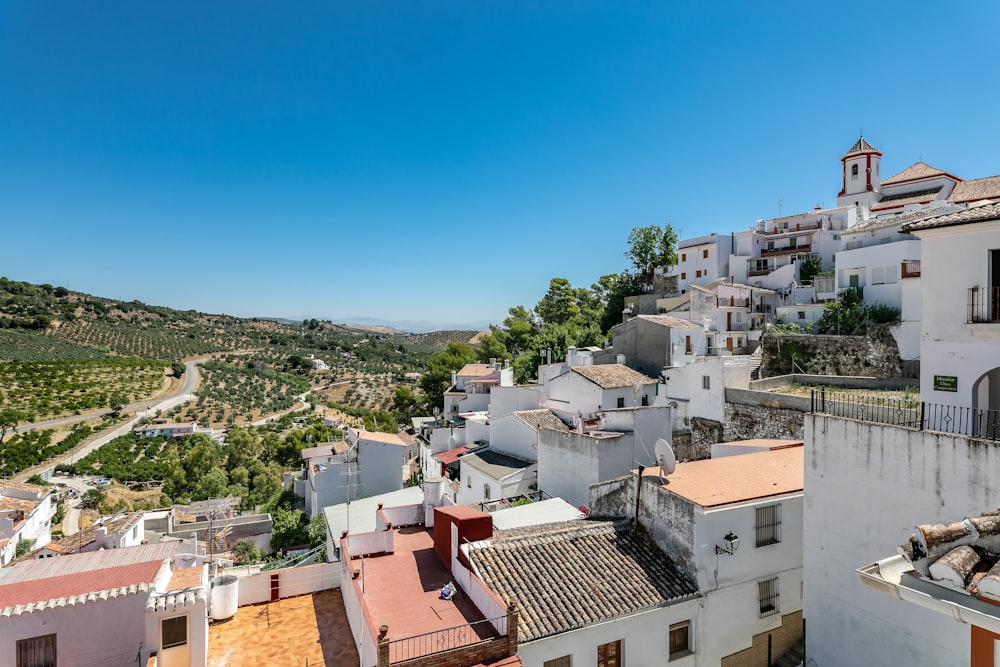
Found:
773,638 -> 805,667
749,346 -> 765,381
202,525 -> 229,554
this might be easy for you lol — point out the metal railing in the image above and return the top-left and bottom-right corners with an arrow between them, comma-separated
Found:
811,389 -> 1000,441
900,260 -> 921,279
478,489 -> 553,513
388,616 -> 506,663
968,286 -> 1000,323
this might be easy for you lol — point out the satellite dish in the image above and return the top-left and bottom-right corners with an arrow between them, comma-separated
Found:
654,438 -> 676,477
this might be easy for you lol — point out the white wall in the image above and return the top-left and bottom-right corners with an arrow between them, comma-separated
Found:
834,239 -> 920,310
803,414 -> 1000,667
915,220 -> 1000,406
236,562 -> 342,606
489,416 -> 539,461
663,357 -> 725,423
516,600 -> 701,667
488,385 -> 543,420
359,440 -> 405,497
145,600 -> 209,667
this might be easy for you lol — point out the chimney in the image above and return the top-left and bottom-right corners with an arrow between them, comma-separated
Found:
566,346 -> 577,366
451,370 -> 457,387
616,354 -> 626,365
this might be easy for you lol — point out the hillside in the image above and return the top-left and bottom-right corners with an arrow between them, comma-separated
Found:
0,277 -> 471,431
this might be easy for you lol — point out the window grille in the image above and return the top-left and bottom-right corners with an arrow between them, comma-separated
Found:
758,578 -> 780,618
544,657 -> 571,667
756,504 -> 781,547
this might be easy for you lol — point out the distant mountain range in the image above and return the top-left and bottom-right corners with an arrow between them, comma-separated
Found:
258,315 -> 493,334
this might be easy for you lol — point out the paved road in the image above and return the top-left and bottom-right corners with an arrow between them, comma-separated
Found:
14,358 -> 206,436
11,359 -> 206,483
50,475 -> 92,536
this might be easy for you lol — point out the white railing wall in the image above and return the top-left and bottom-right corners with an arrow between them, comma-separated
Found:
345,530 -> 394,557
236,562 -> 341,606
451,549 -> 508,635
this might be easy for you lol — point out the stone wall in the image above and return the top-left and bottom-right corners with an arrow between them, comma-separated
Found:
723,398 -> 805,442
760,325 -> 916,378
721,611 -> 803,667
672,417 -> 724,461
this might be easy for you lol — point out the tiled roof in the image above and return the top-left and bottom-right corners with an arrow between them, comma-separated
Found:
0,496 -> 39,526
882,161 -> 955,185
902,201 -> 1000,232
843,136 -> 880,156
631,315 -> 701,329
871,187 -> 943,211
457,364 -> 497,378
513,409 -> 569,432
147,586 -> 205,612
461,450 -> 534,480
470,520 -> 698,641
949,175 -> 1000,204
0,543 -> 178,616
844,208 -> 948,235
569,364 -> 656,390
434,446 -> 469,465
649,445 -> 803,509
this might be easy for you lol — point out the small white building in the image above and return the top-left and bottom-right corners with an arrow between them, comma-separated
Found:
668,232 -> 735,294
0,542 -> 208,667
455,449 -> 537,507
590,444 -> 805,666
56,512 -> 145,554
0,480 -> 54,567
545,363 -> 659,420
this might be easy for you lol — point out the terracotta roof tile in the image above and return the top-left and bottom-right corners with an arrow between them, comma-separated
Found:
631,315 -> 701,329
513,410 -> 569,432
0,480 -> 49,497
845,208 -> 951,235
903,201 -> 1000,232
471,520 -> 698,641
881,161 -> 955,185
948,175 -> 1000,204
569,364 -> 656,390
457,364 -> 497,378
357,430 -> 407,446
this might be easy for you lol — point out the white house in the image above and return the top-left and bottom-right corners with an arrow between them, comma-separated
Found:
667,232 -> 735,294
608,314 -> 705,377
455,449 -> 537,507
590,444 -> 805,666
545,363 -> 659,421
56,512 -> 145,554
0,480 -> 53,567
486,408 -> 568,462
468,519 -> 702,667
685,282 -> 776,354
0,542 -> 208,667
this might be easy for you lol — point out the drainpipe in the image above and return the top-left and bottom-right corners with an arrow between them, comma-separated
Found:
634,465 -> 644,530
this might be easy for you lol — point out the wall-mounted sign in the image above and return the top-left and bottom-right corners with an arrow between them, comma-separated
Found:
934,375 -> 958,392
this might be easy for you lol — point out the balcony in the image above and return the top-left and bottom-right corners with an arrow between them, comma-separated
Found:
901,260 -> 921,279
757,220 -> 823,235
968,286 -> 1000,323
760,243 -> 812,258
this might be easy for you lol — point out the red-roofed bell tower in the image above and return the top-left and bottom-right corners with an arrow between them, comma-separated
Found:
837,136 -> 882,211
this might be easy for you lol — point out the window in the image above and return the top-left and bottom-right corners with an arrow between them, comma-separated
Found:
685,336 -> 692,354
756,504 -> 781,546
703,249 -> 709,259
680,272 -> 686,280
758,578 -> 780,617
17,634 -> 56,667
544,657 -> 571,667
851,164 -> 859,178
695,270 -> 702,278
797,311 -> 806,320
681,253 -> 687,262
162,616 -> 188,650
616,397 -> 625,408
483,484 -> 491,500
641,394 -> 649,406
597,640 -> 622,667
467,476 -> 472,488
669,621 -> 691,659
702,376 -> 710,390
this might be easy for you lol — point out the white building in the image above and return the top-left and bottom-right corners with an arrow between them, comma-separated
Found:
667,232 -> 735,294
902,201 -> 1000,418
455,449 -> 537,507
544,363 -> 659,420
469,519 -> 702,667
0,542 -> 208,667
0,480 -> 54,567
56,512 -> 145,554
590,443 -> 805,666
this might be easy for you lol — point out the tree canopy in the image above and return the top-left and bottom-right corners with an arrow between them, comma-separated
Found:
626,223 -> 678,281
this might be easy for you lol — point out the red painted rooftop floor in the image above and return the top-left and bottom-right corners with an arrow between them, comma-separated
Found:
356,527 -> 494,652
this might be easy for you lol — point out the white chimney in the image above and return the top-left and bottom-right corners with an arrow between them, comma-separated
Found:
616,354 -> 626,365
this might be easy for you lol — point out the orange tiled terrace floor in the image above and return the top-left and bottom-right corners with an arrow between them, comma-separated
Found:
358,527 -> 496,656
208,588 -> 358,667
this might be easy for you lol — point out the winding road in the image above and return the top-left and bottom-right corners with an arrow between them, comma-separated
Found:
10,358 -> 206,483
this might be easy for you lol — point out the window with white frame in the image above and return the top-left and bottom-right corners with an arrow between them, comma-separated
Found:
756,503 -> 781,546
17,634 -> 56,667
758,577 -> 780,617
669,620 -> 692,659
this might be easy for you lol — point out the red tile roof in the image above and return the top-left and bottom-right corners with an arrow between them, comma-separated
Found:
0,560 -> 163,609
434,446 -> 469,465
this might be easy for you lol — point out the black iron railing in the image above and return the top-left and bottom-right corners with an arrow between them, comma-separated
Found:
811,389 -> 1000,441
968,286 -> 1000,323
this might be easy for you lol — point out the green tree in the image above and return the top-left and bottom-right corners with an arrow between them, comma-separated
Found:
626,223 -> 679,281
0,409 -> 31,444
108,391 -> 129,416
536,278 -> 583,325
418,343 -> 477,414
26,474 -> 48,486
799,256 -> 823,284
270,508 -> 309,551
391,386 -> 420,422
232,539 -> 262,565
80,489 -> 105,509
594,272 -> 644,334
473,333 -> 510,365
15,539 -> 31,558
171,362 -> 186,378
195,467 -> 229,500
225,428 -> 262,471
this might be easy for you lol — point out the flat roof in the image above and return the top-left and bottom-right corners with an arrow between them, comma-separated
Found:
491,498 -> 585,531
323,486 -> 425,539
712,438 -> 803,450
646,445 -> 803,509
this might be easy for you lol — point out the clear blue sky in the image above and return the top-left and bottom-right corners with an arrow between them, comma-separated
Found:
2,2 -> 998,330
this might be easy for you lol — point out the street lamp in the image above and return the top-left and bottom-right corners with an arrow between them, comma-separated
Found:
715,531 -> 740,556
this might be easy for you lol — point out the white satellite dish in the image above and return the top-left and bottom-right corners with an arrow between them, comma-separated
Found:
654,438 -> 676,478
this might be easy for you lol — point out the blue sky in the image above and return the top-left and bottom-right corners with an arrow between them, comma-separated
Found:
2,2 -> 998,330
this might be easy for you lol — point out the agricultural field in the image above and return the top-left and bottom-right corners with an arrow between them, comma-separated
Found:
0,358 -> 169,419
0,422 -> 93,477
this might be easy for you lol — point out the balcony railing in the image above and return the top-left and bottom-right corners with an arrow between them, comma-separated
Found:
901,260 -> 921,279
968,286 -> 1000,323
760,243 -> 812,258
388,616 -> 507,664
811,390 -> 1000,441
757,220 -> 823,235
